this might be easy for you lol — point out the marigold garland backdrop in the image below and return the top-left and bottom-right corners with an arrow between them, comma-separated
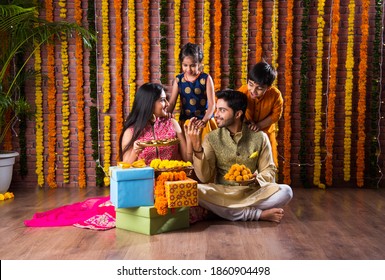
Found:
9,0 -> 385,189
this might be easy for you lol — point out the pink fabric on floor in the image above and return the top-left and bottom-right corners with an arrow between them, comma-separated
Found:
73,212 -> 116,230
24,196 -> 115,230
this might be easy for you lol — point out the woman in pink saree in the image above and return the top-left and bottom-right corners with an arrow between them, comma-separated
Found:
24,83 -> 192,230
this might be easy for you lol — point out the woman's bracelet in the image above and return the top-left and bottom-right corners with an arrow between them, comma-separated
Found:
193,147 -> 204,154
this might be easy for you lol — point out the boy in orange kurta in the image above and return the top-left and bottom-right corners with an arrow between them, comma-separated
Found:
238,62 -> 283,167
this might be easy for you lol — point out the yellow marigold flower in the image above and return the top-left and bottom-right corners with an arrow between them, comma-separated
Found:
4,192 -> 13,199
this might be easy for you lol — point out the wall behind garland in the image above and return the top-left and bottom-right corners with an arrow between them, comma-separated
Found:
9,0 -> 385,189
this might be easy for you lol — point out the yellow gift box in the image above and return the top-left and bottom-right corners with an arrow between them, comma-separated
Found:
164,178 -> 198,208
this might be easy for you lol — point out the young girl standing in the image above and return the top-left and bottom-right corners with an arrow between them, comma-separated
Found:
168,42 -> 217,138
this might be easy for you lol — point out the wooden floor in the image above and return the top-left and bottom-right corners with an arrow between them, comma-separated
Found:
1,185 -> 385,260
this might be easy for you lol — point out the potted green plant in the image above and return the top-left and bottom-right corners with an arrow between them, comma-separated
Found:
0,1 -> 95,192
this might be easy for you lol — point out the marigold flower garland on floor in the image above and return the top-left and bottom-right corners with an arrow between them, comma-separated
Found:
203,0 -> 211,75
357,0 -> 370,187
34,6 -> 44,187
282,0 -> 293,185
128,0 -> 136,110
189,0 -> 196,42
114,0 -> 124,145
75,0 -> 86,188
255,0 -> 263,62
142,0 -> 150,82
343,0 -> 355,182
241,0 -> 249,85
325,0 -> 340,187
46,0 -> 57,188
213,0 -> 222,91
59,0 -> 70,184
313,0 -> 326,189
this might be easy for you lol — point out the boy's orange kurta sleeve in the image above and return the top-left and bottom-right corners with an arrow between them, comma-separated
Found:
237,85 -> 254,122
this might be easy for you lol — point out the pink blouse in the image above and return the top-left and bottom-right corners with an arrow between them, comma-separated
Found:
132,117 -> 180,164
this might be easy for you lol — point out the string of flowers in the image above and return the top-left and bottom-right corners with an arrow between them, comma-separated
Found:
325,0 -> 340,186
102,0 -> 111,113
173,0 -> 181,120
34,2 -> 44,187
114,0 -> 124,145
299,0 -> 310,185
101,0 -> 111,186
75,0 -> 86,188
282,0 -> 293,185
128,0 -> 136,110
343,0 -> 355,182
241,0 -> 249,85
313,0 -> 326,189
228,0 -> 237,89
271,0 -> 279,77
356,0 -> 370,187
142,0 -> 150,82
203,0 -> 211,75
189,0 -> 196,42
159,0 -> 168,85
46,0 -> 57,188
59,0 -> 70,184
154,171 -> 187,215
103,116 -> 111,186
213,0 -> 222,91
368,0 -> 383,184
255,0 -> 263,62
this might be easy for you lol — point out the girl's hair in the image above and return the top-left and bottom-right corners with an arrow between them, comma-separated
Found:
119,83 -> 165,160
216,90 -> 248,122
179,42 -> 204,63
248,61 -> 277,87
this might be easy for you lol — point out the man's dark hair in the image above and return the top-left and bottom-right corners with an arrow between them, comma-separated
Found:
248,61 -> 277,86
216,90 -> 248,121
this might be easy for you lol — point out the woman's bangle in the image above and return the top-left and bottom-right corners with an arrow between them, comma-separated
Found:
193,147 -> 204,154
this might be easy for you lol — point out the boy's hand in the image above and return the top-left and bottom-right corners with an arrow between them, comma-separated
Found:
248,122 -> 260,132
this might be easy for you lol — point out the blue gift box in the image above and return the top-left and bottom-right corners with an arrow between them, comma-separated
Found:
109,166 -> 155,208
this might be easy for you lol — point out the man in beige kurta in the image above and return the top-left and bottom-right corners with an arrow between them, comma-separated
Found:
185,90 -> 292,223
